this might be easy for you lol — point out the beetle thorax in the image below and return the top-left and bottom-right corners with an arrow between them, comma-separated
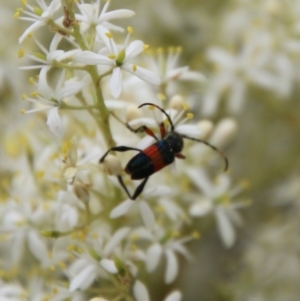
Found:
165,132 -> 184,153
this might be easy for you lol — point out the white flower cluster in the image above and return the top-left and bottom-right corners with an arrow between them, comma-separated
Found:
0,1 -> 248,301
202,0 -> 300,115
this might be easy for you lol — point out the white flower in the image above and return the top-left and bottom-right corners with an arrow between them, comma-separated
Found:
145,47 -> 206,95
130,223 -> 193,284
24,67 -> 84,139
67,227 -> 130,292
19,34 -> 80,70
203,41 -> 293,115
0,188 -> 54,266
109,185 -> 173,220
186,168 -> 249,248
18,0 -> 62,43
75,26 -> 161,98
58,136 -> 101,190
76,0 -> 135,32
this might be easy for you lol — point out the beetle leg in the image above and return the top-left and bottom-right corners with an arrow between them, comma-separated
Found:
132,177 -> 149,200
99,146 -> 142,163
159,122 -> 166,138
117,175 -> 149,200
117,175 -> 132,200
175,153 -> 185,159
126,124 -> 159,141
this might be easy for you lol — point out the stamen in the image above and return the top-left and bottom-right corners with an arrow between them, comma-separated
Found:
127,26 -> 133,34
186,113 -> 194,119
182,102 -> 189,111
105,32 -> 113,39
157,93 -> 166,101
13,11 -> 20,19
33,7 -> 43,16
18,49 -> 25,58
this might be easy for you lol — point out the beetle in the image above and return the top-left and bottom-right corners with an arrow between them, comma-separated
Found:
99,103 -> 228,200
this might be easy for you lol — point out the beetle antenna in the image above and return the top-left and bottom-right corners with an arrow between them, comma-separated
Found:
138,103 -> 175,131
181,135 -> 229,171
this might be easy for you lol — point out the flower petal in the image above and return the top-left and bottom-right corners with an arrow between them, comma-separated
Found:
133,280 -> 150,301
175,124 -> 203,138
139,201 -> 155,231
69,264 -> 97,292
103,227 -> 130,256
110,199 -> 134,218
75,51 -> 112,65
57,80 -> 85,100
215,208 -> 235,248
110,67 -> 123,98
100,259 -> 118,274
27,230 -> 49,265
125,40 -> 145,61
123,64 -> 161,86
46,107 -> 64,139
164,291 -> 182,301
146,243 -> 163,272
38,66 -> 54,99
98,9 -> 135,23
165,250 -> 178,284
19,20 -> 44,44
189,198 -> 213,217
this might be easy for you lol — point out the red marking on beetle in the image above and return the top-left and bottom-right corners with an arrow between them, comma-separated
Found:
143,144 -> 166,172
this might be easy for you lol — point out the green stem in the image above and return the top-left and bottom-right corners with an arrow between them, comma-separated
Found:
66,8 -> 115,148
86,65 -> 115,148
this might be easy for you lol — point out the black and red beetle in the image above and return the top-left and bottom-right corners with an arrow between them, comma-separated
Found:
100,103 -> 228,200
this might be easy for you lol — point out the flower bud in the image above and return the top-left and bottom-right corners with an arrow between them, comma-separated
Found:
114,255 -> 126,277
210,118 -> 237,147
169,95 -> 184,111
73,183 -> 90,203
126,104 -> 143,122
197,120 -> 213,139
116,49 -> 126,66
101,155 -> 122,176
